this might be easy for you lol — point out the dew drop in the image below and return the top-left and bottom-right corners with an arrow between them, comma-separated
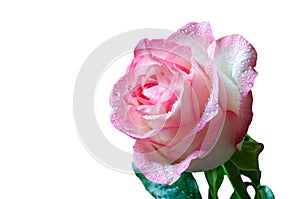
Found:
247,75 -> 251,80
163,165 -> 174,183
167,173 -> 174,183
248,83 -> 253,88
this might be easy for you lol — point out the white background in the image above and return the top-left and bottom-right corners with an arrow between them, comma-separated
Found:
1,0 -> 299,198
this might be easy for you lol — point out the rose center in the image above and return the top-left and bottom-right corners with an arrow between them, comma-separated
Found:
133,84 -> 176,114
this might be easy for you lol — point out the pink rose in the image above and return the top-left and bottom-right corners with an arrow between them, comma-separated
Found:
110,22 -> 257,184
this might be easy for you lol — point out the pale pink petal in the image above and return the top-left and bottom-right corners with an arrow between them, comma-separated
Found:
134,39 -> 193,73
166,23 -> 226,159
218,71 -> 239,114
164,61 -> 225,164
169,22 -> 214,50
166,124 -> 209,162
145,62 -> 211,147
189,60 -> 211,119
195,71 -> 227,158
133,107 -> 232,184
188,111 -> 238,171
110,73 -> 152,138
168,22 -> 214,63
210,34 -> 257,145
133,111 -> 238,184
110,56 -> 171,139
236,92 -> 253,145
133,140 -> 198,184
209,34 -> 257,95
191,60 -> 220,135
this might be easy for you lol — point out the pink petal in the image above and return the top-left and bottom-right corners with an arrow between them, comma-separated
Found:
137,61 -> 226,183
134,39 -> 193,73
188,111 -> 238,171
191,60 -> 220,135
168,22 -> 214,63
236,92 -> 253,145
133,140 -> 198,184
110,73 -> 152,138
210,34 -> 257,145
209,34 -> 257,94
145,63 -> 210,147
110,56 -> 169,139
133,110 -> 234,185
166,124 -> 209,162
195,72 -> 227,158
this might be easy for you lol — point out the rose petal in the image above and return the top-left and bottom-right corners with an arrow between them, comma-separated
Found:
237,92 -> 253,145
134,39 -> 193,73
133,140 -> 198,184
133,111 -> 238,185
209,34 -> 257,93
145,64 -> 210,146
138,61 -> 226,184
110,73 -> 153,138
166,124 -> 209,162
210,34 -> 257,145
195,72 -> 227,158
191,61 -> 220,135
188,110 -> 238,171
168,22 -> 214,63
110,56 -> 171,139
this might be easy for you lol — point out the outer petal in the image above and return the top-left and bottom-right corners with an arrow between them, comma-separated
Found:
186,64 -> 235,172
110,73 -> 155,139
168,22 -> 214,63
188,111 -> 237,171
133,139 -> 199,184
188,69 -> 227,160
209,34 -> 258,145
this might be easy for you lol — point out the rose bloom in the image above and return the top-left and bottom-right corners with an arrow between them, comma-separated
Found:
110,22 -> 257,184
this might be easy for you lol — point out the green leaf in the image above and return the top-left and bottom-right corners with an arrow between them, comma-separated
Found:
230,135 -> 264,171
132,163 -> 201,199
230,192 -> 240,199
222,135 -> 274,199
204,166 -> 224,199
255,186 -> 275,199
240,170 -> 261,187
230,135 -> 264,188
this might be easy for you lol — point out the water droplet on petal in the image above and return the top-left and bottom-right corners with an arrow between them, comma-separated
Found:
163,165 -> 174,183
248,83 -> 253,88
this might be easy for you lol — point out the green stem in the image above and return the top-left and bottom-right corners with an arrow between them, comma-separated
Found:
222,161 -> 251,199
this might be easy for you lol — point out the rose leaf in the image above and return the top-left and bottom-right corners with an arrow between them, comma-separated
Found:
254,186 -> 275,199
132,163 -> 202,199
230,135 -> 264,172
223,135 -> 274,199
